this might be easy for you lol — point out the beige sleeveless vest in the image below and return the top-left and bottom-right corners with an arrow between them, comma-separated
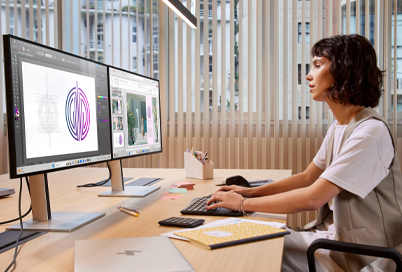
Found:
303,107 -> 402,271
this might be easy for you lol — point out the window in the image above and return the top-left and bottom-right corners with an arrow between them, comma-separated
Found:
209,56 -> 212,73
133,56 -> 137,72
298,106 -> 310,120
153,54 -> 158,72
97,23 -> 103,47
132,25 -> 137,43
298,64 -> 310,84
298,22 -> 310,43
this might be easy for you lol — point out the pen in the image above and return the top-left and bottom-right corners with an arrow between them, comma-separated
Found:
117,206 -> 140,217
202,152 -> 208,161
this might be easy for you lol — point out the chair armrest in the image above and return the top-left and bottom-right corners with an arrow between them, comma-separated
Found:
307,238 -> 402,272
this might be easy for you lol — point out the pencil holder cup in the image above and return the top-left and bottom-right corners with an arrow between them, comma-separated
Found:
184,152 -> 214,180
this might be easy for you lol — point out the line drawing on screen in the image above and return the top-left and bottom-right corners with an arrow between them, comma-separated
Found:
22,62 -> 98,159
38,73 -> 59,149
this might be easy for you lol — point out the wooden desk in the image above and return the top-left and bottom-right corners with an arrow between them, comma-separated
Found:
0,168 -> 291,272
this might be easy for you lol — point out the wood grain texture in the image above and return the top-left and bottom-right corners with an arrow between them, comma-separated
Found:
0,168 -> 290,272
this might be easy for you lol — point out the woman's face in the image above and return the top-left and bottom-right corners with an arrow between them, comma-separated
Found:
306,56 -> 334,102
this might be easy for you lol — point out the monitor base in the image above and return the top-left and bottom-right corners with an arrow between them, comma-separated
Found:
6,212 -> 105,232
98,186 -> 160,197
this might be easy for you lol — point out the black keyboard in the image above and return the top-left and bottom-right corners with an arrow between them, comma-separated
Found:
248,179 -> 275,187
180,195 -> 245,217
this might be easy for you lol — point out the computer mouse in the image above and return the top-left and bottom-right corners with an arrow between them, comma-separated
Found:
225,175 -> 251,187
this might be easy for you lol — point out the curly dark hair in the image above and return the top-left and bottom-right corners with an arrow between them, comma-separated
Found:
311,34 -> 384,108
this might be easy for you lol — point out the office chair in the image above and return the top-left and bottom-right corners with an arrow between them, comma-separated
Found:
307,238 -> 402,272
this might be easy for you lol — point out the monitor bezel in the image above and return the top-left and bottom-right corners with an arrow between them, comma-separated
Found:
107,65 -> 163,161
3,34 -> 113,178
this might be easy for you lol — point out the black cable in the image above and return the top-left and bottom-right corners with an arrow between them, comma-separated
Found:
0,177 -> 31,225
4,177 -> 24,272
76,161 -> 112,188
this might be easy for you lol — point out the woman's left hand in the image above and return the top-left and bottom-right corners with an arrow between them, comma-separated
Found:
205,190 -> 245,211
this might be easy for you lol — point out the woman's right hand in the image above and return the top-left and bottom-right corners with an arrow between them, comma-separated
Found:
216,185 -> 254,198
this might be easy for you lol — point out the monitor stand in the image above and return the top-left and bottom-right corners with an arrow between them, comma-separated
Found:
6,174 -> 105,232
98,160 -> 160,197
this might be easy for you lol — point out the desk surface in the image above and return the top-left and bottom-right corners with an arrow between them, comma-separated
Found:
0,168 -> 291,272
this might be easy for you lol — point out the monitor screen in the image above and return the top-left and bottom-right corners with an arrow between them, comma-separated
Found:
3,35 -> 112,178
108,66 -> 162,159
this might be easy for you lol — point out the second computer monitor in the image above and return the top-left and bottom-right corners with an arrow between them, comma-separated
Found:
108,67 -> 162,159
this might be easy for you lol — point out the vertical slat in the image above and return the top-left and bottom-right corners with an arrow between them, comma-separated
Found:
283,0 -> 288,170
229,0 -> 235,169
346,0 -> 350,34
29,0 -> 34,41
328,0 -> 334,126
54,0 -> 57,47
168,9 -> 175,168
301,0 -> 306,172
103,0 -> 105,57
308,0 -> 316,223
300,0 -> 307,228
274,0 -> 279,169
45,0 -> 49,44
220,0 -> 226,168
383,0 -> 390,122
365,0 -> 369,39
128,0 -> 131,71
212,0 -> 218,167
86,0 -> 89,58
14,0 -> 18,37
111,0 -> 114,64
310,0 -> 316,162
317,0 -> 323,150
150,1 -> 153,76
21,0 -> 26,38
203,0 -> 210,157
393,0 -> 397,140
374,0 -> 378,59
247,0 -> 252,169
238,0 -> 243,169
178,6 -> 184,167
256,0 -> 262,169
37,0 -> 42,43
95,0 -> 98,60
289,0 -> 298,230
144,0 -> 148,75
265,0 -> 271,170
160,1 -> 168,168
356,0 -> 361,34
186,0 -> 192,161
195,0 -> 201,154
136,0 -> 139,73
5,0 -> 9,34
70,1 -> 73,51
119,0 -> 122,67
338,0 -> 342,34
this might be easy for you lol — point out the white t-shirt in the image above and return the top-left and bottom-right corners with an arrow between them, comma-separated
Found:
313,118 -> 394,199
298,119 -> 395,271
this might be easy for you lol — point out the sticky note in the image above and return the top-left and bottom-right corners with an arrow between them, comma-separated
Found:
169,188 -> 188,194
161,192 -> 180,196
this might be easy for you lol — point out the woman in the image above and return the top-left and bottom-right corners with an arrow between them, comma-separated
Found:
206,34 -> 402,271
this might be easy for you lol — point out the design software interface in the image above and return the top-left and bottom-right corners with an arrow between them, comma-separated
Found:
109,68 -> 161,158
7,36 -> 112,176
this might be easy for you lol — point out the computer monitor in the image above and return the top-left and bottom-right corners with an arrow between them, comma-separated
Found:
3,35 -> 112,231
98,66 -> 162,197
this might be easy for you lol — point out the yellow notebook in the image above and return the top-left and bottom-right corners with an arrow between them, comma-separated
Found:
174,221 -> 290,249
